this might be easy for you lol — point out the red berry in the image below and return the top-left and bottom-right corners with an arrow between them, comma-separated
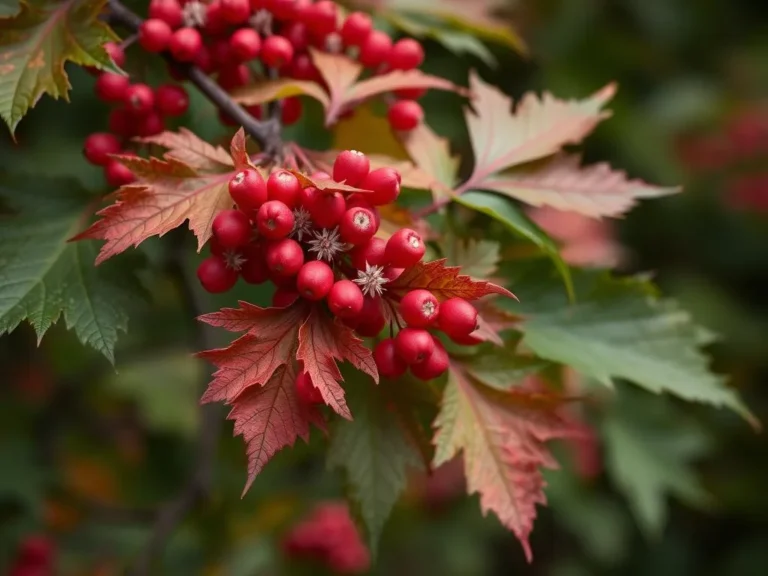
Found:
124,83 -> 155,115
139,19 -> 172,53
155,84 -> 189,116
266,238 -> 304,276
349,237 -> 387,270
333,150 -> 370,186
339,206 -> 377,245
437,298 -> 478,338
220,0 -> 251,24
281,96 -> 303,125
267,170 -> 301,208
213,209 -> 252,249
394,87 -> 427,100
385,228 -> 425,268
217,64 -> 251,91
297,260 -> 334,300
210,37 -> 234,68
307,192 -> 345,229
394,327 -> 435,365
359,167 -> 400,205
195,45 -> 215,73
310,170 -> 331,180
197,256 -> 238,293
400,289 -> 440,328
108,108 -> 134,137
104,159 -> 135,186
83,132 -> 120,166
296,371 -> 323,404
346,195 -> 380,228
104,42 -> 125,68
449,332 -> 484,346
389,38 -> 424,70
230,28 -> 262,61
373,338 -> 407,378
327,280 -> 364,319
410,337 -> 448,380
240,243 -> 269,284
298,185 -> 317,207
273,286 -> 299,307
282,21 -> 309,52
170,27 -> 203,62
340,12 -> 372,47
359,30 -> 392,68
149,0 -> 183,28
382,266 -> 404,282
304,0 -> 337,35
257,200 -> 295,239
136,110 -> 165,136
205,0 -> 228,35
287,53 -> 319,81
229,169 -> 268,212
271,0 -> 298,20
355,297 -> 386,337
95,72 -> 129,103
388,100 -> 423,131
261,35 -> 294,69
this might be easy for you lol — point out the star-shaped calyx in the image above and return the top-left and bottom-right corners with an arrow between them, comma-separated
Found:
291,207 -> 312,242
307,227 -> 346,262
182,1 -> 207,27
353,263 -> 388,297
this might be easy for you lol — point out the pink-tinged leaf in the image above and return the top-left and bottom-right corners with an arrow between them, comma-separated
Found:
136,128 -> 233,172
287,169 -> 373,194
473,299 -> 521,346
388,259 -> 514,301
297,309 -> 379,419
229,127 -> 257,170
399,123 -> 458,201
433,365 -> 582,561
483,154 -> 680,218
464,71 -> 616,189
196,303 -> 309,403
231,77 -> 330,109
310,48 -> 363,109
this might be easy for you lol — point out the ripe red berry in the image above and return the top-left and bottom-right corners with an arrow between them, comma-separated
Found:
355,297 -> 386,337
124,83 -> 155,115
281,96 -> 303,125
240,244 -> 270,284
333,150 -> 370,186
217,64 -> 251,91
298,185 -> 317,207
305,0 -> 337,35
273,286 -> 300,307
346,195 -> 380,228
108,108 -> 134,137
394,87 -> 427,100
340,12 -> 372,47
327,279 -> 364,319
210,37 -> 234,68
394,327 -> 435,365
410,337 -> 449,380
230,28 -> 262,61
296,371 -> 323,404
297,260 -> 334,300
258,200 -> 295,239
139,19 -> 172,53
400,289 -> 440,328
220,0 -> 251,24
385,228 -> 425,268
382,266 -> 404,282
170,27 -> 203,62
95,72 -> 129,103
287,53 -> 319,81
359,167 -> 400,205
213,209 -> 252,249
149,0 -> 183,28
271,0 -> 298,20
448,332 -> 484,346
339,206 -> 377,245
307,192 -> 346,229
282,21 -> 309,52
359,30 -> 392,68
204,0 -> 227,34
104,42 -> 125,68
373,338 -> 408,378
197,256 -> 238,293
310,170 -> 331,180
261,35 -> 294,69
195,44 -> 215,73
136,110 -> 165,136
349,237 -> 387,270
388,100 -> 424,131
229,169 -> 268,213
155,84 -> 189,116
437,298 -> 478,338
83,132 -> 121,166
104,159 -> 135,186
389,38 -> 425,70
267,170 -> 301,208
266,238 -> 304,276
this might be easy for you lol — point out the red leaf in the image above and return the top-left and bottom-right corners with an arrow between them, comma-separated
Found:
388,259 -> 515,301
229,127 -> 258,171
287,169 -> 374,194
136,128 -> 233,172
472,299 -> 521,346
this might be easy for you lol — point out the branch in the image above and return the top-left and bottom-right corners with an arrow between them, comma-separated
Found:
106,0 -> 283,156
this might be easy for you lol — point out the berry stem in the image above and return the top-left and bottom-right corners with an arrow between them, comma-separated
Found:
291,142 -> 318,172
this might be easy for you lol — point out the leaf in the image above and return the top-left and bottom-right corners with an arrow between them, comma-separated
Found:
481,155 -> 680,219
231,76 -> 330,109
0,0 -> 120,134
0,177 -> 140,362
433,363 -> 580,561
464,344 -> 551,390
443,237 -> 500,280
472,298 -> 521,345
0,0 -> 21,18
138,128 -> 233,173
388,258 -> 514,302
288,168 -> 375,195
399,122 -> 458,201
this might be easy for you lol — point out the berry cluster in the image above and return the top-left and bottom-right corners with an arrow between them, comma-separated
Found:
8,536 -> 55,576
282,502 -> 370,574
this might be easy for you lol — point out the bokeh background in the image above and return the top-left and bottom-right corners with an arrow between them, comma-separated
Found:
2,0 -> 768,574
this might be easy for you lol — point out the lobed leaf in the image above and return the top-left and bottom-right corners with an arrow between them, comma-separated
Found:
138,128 -> 233,173
388,258 -> 514,301
443,237 -> 500,280
398,122 -> 458,201
231,77 -> 330,109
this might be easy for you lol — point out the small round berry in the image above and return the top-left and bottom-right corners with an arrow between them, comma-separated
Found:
229,169 -> 268,213
340,12 -> 372,47
170,27 -> 203,62
287,53 -> 320,81
257,200 -> 295,239
273,286 -> 300,307
149,0 -> 183,28
204,0 -> 227,34
349,237 -> 387,270
298,185 -> 317,207
108,108 -> 134,137
282,21 -> 309,52
281,96 -> 303,125
217,64 -> 251,91
389,38 -> 425,70
266,238 -> 304,276
333,150 -> 370,186
124,83 -> 155,115
388,100 -> 424,131
213,209 -> 252,249
449,332 -> 484,346
339,206 -> 377,245
382,266 -> 404,282
197,256 -> 238,293
297,260 -> 335,301
210,37 -> 234,68
410,337 -> 449,380
136,110 -> 165,136
327,279 -> 364,319
139,19 -> 172,53
305,0 -> 337,35
267,170 -> 301,208
271,270 -> 297,289
261,35 -> 294,69
437,298 -> 478,338
400,289 -> 440,328
373,338 -> 408,378
307,192 -> 346,229
394,327 -> 435,365
155,84 -> 189,116
104,42 -> 125,68
95,72 -> 129,103
359,30 -> 392,68
359,167 -> 400,205
346,195 -> 380,228
230,28 -> 262,61
355,298 -> 386,337
310,170 -> 331,180
194,45 -> 215,73
83,132 -> 120,166
296,371 -> 323,404
240,243 -> 269,284
385,228 -> 425,268
394,87 -> 427,100
104,159 -> 135,186
220,0 -> 251,24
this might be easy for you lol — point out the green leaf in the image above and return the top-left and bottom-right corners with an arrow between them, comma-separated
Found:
463,344 -> 551,390
0,1 -> 21,18
0,177 -> 142,363
0,0 -> 120,134
455,190 -> 574,301
443,237 -> 500,280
